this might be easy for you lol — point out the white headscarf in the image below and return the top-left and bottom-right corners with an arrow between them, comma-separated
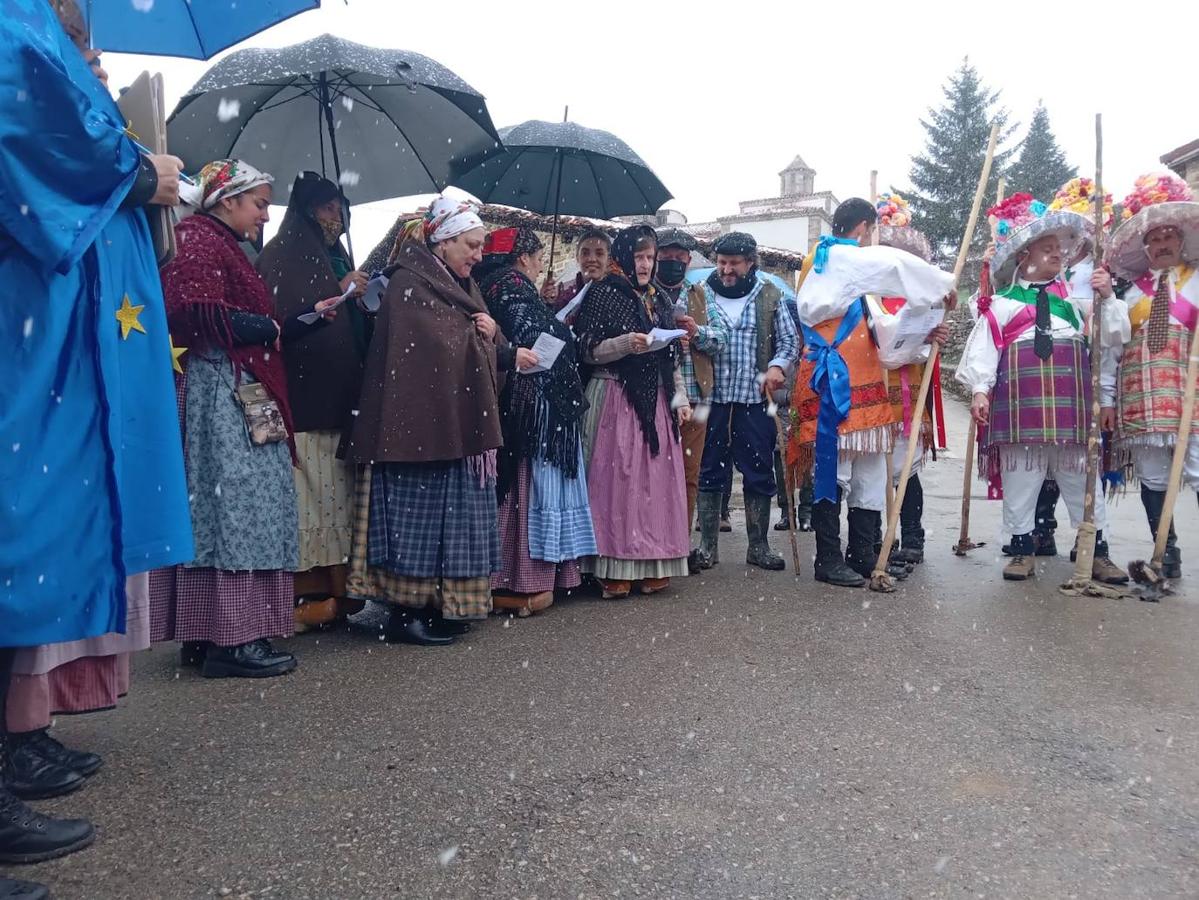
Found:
180,158 -> 274,210
423,196 -> 483,244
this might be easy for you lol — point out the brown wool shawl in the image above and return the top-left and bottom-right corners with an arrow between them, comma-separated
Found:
344,240 -> 501,464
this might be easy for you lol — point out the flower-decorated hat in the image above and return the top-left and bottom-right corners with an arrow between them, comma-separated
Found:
1106,172 -> 1199,278
874,192 -> 931,261
1049,177 -> 1114,229
987,192 -> 1091,284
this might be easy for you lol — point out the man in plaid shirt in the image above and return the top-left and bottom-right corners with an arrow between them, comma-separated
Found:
694,232 -> 800,571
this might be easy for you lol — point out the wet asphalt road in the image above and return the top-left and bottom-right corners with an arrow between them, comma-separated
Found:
18,400 -> 1199,899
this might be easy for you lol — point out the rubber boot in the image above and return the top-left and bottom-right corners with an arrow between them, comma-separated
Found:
1003,532 -> 1036,580
695,491 -> 722,569
1141,485 -> 1181,579
893,474 -> 925,564
720,487 -> 733,532
796,477 -> 814,531
845,508 -> 907,581
745,491 -> 785,571
812,491 -> 864,587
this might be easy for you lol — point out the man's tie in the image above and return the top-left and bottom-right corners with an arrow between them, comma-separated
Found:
1033,283 -> 1054,360
1146,271 -> 1171,354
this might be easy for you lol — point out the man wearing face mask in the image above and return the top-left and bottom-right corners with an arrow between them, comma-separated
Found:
957,195 -> 1127,584
694,232 -> 799,571
257,172 -> 373,628
1105,173 -> 1199,580
653,228 -> 732,570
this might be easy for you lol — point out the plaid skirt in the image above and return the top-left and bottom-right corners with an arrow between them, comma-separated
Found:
367,460 -> 499,579
493,459 -> 587,594
149,567 -> 294,647
981,338 -> 1090,480
1117,324 -> 1199,451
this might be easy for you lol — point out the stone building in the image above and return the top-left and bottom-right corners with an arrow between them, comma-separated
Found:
1162,139 -> 1199,194
684,154 -> 838,254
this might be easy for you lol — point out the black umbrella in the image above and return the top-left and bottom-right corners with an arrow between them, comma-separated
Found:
167,33 -> 503,258
453,113 -> 672,277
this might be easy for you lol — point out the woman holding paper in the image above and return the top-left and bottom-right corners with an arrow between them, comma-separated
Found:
153,160 -> 341,679
257,172 -> 373,630
574,225 -> 691,599
477,228 -> 598,616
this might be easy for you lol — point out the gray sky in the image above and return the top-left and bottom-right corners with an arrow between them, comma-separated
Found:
101,0 -> 1197,259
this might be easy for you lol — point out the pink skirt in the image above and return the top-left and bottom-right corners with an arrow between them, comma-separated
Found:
583,380 -> 689,563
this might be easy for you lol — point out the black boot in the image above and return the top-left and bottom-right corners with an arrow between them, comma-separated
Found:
1141,485 -> 1182,579
1003,480 -> 1060,556
0,876 -> 49,900
719,487 -> 733,532
6,732 -> 85,801
694,491 -> 721,569
383,608 -> 455,646
19,730 -> 101,779
0,734 -> 94,865
201,639 -> 297,678
745,492 -> 786,570
846,508 -> 907,581
795,478 -> 813,531
812,492 -> 864,587
892,474 -> 925,564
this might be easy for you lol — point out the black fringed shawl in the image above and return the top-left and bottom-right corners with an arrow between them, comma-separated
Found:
480,265 -> 588,500
574,226 -> 679,456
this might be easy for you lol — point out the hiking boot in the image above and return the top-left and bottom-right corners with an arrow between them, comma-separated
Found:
1003,533 -> 1036,580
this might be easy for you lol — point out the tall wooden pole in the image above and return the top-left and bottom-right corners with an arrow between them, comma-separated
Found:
953,176 -> 1004,555
1067,114 -> 1106,584
871,122 -> 1001,591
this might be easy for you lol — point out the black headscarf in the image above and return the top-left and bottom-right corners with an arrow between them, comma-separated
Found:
574,224 -> 678,455
479,262 -> 587,500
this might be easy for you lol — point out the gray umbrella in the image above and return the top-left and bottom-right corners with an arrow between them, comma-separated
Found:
167,34 -> 503,237
454,118 -> 671,220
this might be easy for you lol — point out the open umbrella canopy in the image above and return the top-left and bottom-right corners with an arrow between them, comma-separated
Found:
85,0 -> 321,60
453,119 -> 671,220
167,34 -> 503,204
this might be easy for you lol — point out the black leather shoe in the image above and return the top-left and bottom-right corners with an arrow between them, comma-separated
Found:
7,738 -> 85,802
383,609 -> 455,646
180,641 -> 210,668
0,876 -> 49,900
201,639 -> 297,679
813,561 -> 866,588
0,790 -> 94,865
23,730 -> 101,779
428,612 -> 471,637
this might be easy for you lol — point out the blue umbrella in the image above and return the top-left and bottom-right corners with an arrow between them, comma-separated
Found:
86,0 -> 322,60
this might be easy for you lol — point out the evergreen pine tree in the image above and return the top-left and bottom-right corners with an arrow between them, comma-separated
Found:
906,59 -> 1016,271
1006,102 -> 1077,200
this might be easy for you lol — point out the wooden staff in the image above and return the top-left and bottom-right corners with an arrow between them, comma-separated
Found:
1066,114 -> 1106,585
773,410 -> 803,576
953,176 -> 1005,555
870,122 -> 1001,591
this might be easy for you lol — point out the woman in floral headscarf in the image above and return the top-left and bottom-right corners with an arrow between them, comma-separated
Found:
343,197 -> 503,645
152,160 -> 343,679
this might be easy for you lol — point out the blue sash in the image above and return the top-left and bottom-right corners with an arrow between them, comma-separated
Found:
802,299 -> 865,504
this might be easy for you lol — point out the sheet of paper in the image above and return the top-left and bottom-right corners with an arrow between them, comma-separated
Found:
554,281 -> 591,322
359,274 -> 388,313
646,327 -> 687,352
889,306 -> 944,351
297,280 -> 358,325
518,332 -> 567,374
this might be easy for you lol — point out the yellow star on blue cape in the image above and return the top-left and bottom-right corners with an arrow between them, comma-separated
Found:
115,294 -> 146,340
170,335 -> 187,374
